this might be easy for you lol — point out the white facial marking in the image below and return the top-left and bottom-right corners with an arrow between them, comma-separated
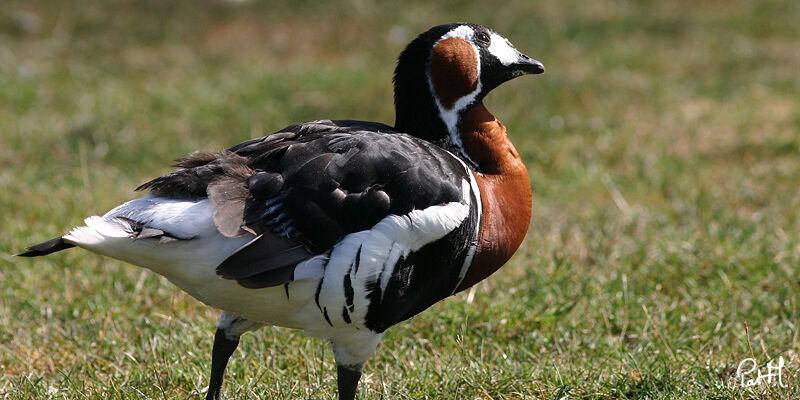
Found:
427,25 -> 483,169
488,32 -> 520,66
441,25 -> 475,41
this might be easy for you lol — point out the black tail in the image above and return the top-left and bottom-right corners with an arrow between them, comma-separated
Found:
16,237 -> 75,257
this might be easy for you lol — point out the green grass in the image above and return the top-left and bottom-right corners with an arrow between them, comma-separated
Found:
2,0 -> 800,398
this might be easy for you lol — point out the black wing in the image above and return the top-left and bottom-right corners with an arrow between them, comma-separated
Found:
137,120 -> 470,287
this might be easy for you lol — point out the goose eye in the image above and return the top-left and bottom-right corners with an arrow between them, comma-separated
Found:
475,32 -> 490,44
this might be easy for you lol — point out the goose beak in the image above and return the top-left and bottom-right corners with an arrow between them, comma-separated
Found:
511,54 -> 545,75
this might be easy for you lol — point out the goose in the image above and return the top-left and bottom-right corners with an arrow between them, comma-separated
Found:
18,22 -> 544,399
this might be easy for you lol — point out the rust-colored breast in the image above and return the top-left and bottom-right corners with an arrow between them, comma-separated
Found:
455,105 -> 532,292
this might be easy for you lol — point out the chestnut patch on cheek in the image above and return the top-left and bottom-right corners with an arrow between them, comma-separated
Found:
429,38 -> 479,109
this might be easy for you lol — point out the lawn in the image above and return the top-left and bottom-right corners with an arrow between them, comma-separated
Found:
2,0 -> 799,398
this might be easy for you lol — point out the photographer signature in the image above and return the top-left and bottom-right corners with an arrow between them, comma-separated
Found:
735,356 -> 787,388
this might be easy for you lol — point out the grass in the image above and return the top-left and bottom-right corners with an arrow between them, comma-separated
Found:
2,0 -> 800,398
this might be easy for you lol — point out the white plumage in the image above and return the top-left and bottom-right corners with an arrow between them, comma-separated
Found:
60,180 -> 472,354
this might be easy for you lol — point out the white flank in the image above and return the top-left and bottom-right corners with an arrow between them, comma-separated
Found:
301,180 -> 472,330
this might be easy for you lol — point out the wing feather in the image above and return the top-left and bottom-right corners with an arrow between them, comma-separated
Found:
132,120 -> 470,288
216,234 -> 312,280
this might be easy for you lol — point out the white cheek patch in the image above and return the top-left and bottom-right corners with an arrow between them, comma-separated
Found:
488,32 -> 520,66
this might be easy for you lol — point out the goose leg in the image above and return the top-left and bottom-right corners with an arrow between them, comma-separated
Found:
337,364 -> 363,400
206,328 -> 239,400
331,332 -> 382,400
206,311 -> 263,400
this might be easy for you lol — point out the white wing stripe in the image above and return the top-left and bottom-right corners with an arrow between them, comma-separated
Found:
379,242 -> 404,300
452,158 -> 482,292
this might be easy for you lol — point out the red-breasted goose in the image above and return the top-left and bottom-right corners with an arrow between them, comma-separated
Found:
18,22 -> 544,399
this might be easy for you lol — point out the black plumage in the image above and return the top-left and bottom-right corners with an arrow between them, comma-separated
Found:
136,119 -> 470,288
16,237 -> 74,257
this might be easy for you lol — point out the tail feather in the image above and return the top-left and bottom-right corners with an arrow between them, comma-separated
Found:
16,237 -> 75,257
17,216 -> 131,258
